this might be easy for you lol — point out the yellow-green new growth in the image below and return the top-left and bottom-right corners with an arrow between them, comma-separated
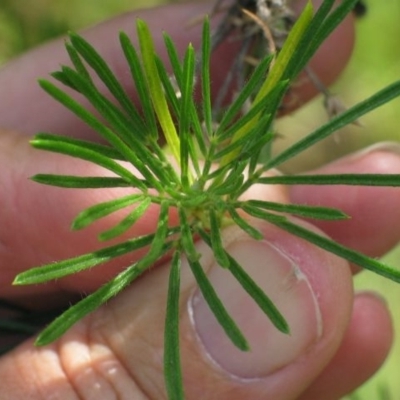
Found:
137,19 -> 181,166
221,2 -> 314,166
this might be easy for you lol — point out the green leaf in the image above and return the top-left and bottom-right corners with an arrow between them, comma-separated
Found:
154,55 -> 180,118
179,44 -> 196,188
65,42 -> 93,84
13,233 -> 157,285
216,81 -> 286,145
211,173 -> 244,196
137,19 -> 181,165
68,32 -> 144,127
119,31 -> 158,140
209,208 -> 230,268
252,2 -> 314,109
56,64 -> 174,188
33,132 -> 126,160
99,197 -> 152,241
178,208 -> 249,350
228,256 -> 290,334
164,250 -> 184,400
154,53 -> 203,177
243,200 -> 349,220
38,79 -> 163,190
201,17 -> 213,137
72,194 -> 145,230
198,229 -> 289,333
227,206 -> 264,240
146,200 -> 171,263
54,67 -> 173,190
262,213 -> 400,283
31,175 -> 131,188
155,45 -> 205,173
208,159 -> 247,197
35,246 -> 171,346
186,255 -> 249,350
214,113 -> 273,159
162,33 -> 183,84
284,0 -> 335,79
265,80 -> 400,170
306,0 -> 359,65
58,65 -> 147,144
30,133 -> 145,189
257,174 -> 400,186
51,70 -> 79,92
216,55 -> 273,135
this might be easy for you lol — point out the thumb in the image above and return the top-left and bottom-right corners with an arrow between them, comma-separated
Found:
0,222 -> 353,399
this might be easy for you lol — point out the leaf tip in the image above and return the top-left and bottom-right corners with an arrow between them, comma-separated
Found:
35,333 -> 51,347
12,275 -> 23,286
70,220 -> 83,231
280,321 -> 291,335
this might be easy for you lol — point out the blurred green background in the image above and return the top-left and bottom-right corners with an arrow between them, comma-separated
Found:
0,1 -> 399,398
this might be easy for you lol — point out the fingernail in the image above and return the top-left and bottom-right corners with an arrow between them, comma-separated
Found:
189,238 -> 322,379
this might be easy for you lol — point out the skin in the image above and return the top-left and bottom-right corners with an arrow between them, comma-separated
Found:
0,1 -> 399,399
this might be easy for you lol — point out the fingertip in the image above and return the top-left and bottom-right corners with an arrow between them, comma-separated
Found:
339,290 -> 393,378
298,290 -> 393,400
289,145 -> 400,258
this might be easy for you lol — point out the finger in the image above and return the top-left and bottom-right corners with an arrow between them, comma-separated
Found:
298,292 -> 393,400
0,219 -> 354,399
289,143 -> 400,260
0,1 -> 355,137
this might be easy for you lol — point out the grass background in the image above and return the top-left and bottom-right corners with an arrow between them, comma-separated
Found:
1,1 -> 399,398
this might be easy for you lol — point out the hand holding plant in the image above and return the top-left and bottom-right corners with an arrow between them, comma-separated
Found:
0,1 -> 399,399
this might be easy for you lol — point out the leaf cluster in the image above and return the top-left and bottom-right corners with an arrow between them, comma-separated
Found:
12,1 -> 400,398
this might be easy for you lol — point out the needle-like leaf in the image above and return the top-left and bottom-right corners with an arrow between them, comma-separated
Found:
201,17 -> 213,137
120,31 -> 158,140
265,81 -> 400,170
179,208 -> 249,350
31,133 -> 146,188
179,44 -> 196,188
69,32 -> 144,128
33,133 -> 126,161
209,208 -> 230,268
227,206 -> 264,240
257,174 -> 400,186
13,233 -> 158,284
164,250 -> 184,400
98,197 -> 152,241
197,229 -> 289,333
35,245 -> 173,346
72,194 -> 145,230
243,200 -> 349,220
263,213 -> 400,283
137,19 -> 181,165
31,175 -> 132,188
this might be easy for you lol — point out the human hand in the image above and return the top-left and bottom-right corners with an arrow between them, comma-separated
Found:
1,1 -> 399,399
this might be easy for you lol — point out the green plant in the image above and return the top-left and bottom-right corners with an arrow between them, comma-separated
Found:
11,0 -> 400,398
